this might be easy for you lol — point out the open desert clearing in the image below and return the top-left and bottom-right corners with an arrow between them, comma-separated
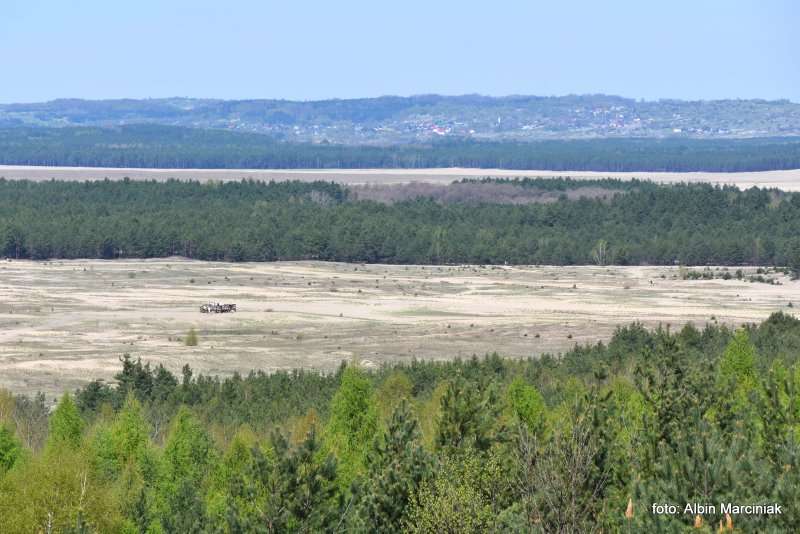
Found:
2,165 -> 800,190
0,258 -> 797,397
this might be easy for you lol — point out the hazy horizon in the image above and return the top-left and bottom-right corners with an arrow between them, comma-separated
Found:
3,92 -> 799,106
2,0 -> 797,104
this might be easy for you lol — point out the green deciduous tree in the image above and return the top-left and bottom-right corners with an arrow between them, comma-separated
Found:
506,377 -> 546,435
719,328 -> 758,391
0,446 -> 123,533
151,406 -> 214,532
405,449 -> 520,532
325,365 -> 379,486
48,393 -> 84,450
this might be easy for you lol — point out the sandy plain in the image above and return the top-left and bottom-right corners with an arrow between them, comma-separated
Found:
0,259 -> 797,397
2,166 -> 800,190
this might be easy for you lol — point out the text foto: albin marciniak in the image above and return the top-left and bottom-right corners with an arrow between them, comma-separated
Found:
651,502 -> 783,515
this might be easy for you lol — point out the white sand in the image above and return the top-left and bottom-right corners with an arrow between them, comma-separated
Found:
1,166 -> 800,190
0,259 -> 796,396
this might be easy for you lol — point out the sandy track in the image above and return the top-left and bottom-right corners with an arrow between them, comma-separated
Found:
2,166 -> 800,190
0,259 -> 797,397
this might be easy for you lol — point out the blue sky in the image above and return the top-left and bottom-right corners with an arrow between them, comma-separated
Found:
1,0 -> 797,103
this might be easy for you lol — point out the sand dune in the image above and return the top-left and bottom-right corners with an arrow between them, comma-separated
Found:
2,165 -> 800,190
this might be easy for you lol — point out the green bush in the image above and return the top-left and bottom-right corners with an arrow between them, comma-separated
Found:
185,328 -> 199,347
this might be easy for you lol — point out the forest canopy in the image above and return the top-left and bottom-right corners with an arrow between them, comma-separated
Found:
2,178 -> 800,267
2,313 -> 800,531
1,125 -> 800,171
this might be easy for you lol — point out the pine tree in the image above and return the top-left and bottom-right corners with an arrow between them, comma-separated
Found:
634,337 -> 712,450
358,401 -> 432,532
436,377 -> 501,453
755,362 -> 800,465
0,424 -> 21,472
267,429 -> 343,532
787,238 -> 800,279
162,479 -> 207,533
634,416 -> 772,532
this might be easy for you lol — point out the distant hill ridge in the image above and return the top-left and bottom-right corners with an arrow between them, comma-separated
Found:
2,94 -> 798,143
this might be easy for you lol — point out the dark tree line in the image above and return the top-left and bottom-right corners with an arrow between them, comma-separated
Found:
3,178 -> 800,267
1,125 -> 800,171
